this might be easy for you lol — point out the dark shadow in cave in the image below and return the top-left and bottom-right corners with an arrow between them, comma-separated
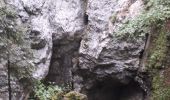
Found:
84,13 -> 89,25
45,39 -> 81,86
87,78 -> 145,100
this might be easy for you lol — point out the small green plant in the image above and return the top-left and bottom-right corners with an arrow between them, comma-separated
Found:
31,81 -> 88,100
34,81 -> 64,100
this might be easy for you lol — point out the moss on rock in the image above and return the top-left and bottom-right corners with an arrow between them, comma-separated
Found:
148,28 -> 167,69
64,91 -> 87,100
148,24 -> 170,100
151,70 -> 170,100
116,0 -> 170,39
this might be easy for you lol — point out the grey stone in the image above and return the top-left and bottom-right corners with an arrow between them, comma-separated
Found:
0,0 -> 149,99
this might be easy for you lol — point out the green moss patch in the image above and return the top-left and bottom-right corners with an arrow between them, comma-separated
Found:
148,25 -> 170,100
148,28 -> 167,69
64,91 -> 88,100
151,71 -> 170,100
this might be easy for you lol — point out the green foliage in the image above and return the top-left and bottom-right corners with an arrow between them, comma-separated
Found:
116,0 -> 170,39
31,81 -> 87,100
148,28 -> 167,69
34,81 -> 64,100
152,73 -> 170,100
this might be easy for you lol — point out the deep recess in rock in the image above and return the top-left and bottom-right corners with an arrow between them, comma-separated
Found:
84,13 -> 89,25
87,78 -> 145,100
45,39 -> 81,86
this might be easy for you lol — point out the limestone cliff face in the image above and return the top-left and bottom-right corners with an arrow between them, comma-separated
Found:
0,0 -> 150,100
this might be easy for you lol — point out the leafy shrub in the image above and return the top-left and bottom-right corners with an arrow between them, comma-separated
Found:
31,81 -> 88,100
34,81 -> 64,100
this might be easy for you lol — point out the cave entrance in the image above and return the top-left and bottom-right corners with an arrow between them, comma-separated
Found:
87,79 -> 145,100
45,39 -> 81,86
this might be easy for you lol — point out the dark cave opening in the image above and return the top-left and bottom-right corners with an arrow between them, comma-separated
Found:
45,39 -> 81,86
87,79 -> 145,100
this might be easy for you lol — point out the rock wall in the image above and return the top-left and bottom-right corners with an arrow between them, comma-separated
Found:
0,0 -> 152,100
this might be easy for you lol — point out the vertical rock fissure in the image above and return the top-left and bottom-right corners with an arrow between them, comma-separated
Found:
6,31 -> 12,100
84,0 -> 88,25
139,33 -> 151,71
7,54 -> 11,100
84,13 -> 88,25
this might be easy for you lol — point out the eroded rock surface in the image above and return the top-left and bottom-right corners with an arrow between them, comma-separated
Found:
77,0 -> 146,95
0,0 -> 149,100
